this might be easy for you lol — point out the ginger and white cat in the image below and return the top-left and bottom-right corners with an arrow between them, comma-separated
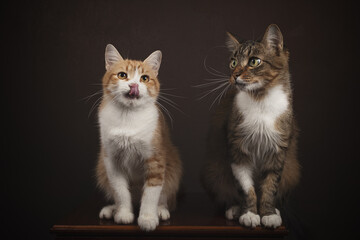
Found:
202,24 -> 300,228
96,44 -> 182,231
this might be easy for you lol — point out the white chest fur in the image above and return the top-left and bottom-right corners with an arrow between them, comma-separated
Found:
234,85 -> 289,157
99,99 -> 159,165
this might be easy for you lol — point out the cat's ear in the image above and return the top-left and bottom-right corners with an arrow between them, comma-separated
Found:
226,32 -> 240,52
144,50 -> 162,76
105,44 -> 124,71
262,24 -> 283,52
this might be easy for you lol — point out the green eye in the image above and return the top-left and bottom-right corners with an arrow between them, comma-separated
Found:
248,57 -> 261,67
141,75 -> 150,82
117,72 -> 127,79
230,59 -> 238,69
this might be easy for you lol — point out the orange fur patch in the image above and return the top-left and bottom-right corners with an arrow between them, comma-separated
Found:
102,59 -> 160,98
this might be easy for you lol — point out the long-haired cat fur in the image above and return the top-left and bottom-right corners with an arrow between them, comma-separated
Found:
96,44 -> 182,231
202,24 -> 300,228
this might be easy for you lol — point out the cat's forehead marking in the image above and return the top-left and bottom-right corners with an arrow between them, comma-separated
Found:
239,41 -> 257,56
235,42 -> 264,65
125,61 -> 136,71
241,45 -> 251,56
123,61 -> 146,75
137,65 -> 144,74
234,44 -> 252,66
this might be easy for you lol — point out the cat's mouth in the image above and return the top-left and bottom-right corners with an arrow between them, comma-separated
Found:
126,83 -> 140,99
234,77 -> 261,91
235,82 -> 247,87
125,92 -> 140,99
235,80 -> 247,89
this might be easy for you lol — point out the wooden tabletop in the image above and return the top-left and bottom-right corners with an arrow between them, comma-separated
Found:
51,192 -> 288,239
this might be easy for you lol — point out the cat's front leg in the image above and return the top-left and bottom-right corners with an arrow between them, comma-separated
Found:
101,157 -> 134,224
259,154 -> 284,228
231,163 -> 260,228
138,156 -> 165,231
158,192 -> 170,221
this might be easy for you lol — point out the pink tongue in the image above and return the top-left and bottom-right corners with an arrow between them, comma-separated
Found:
129,84 -> 139,97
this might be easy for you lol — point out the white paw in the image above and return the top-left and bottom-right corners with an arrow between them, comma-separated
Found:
138,214 -> 159,231
158,206 -> 170,221
239,211 -> 261,228
114,209 -> 134,224
99,205 -> 116,219
261,209 -> 282,228
225,206 -> 240,220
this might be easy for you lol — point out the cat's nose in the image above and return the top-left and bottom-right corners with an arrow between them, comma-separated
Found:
128,83 -> 139,98
234,71 -> 245,81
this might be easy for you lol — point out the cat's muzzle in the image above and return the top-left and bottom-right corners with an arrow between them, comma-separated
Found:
235,77 -> 247,88
127,83 -> 140,99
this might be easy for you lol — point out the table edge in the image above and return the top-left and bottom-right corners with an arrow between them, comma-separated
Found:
51,224 -> 289,237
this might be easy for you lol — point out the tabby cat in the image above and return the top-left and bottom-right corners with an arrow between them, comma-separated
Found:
202,24 -> 300,228
96,44 -> 182,231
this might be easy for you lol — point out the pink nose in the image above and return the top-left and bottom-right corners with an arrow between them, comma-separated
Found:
128,83 -> 139,98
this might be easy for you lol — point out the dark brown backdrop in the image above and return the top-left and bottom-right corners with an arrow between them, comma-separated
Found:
2,0 -> 359,239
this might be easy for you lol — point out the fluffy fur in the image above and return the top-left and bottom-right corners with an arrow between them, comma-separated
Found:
202,24 -> 300,228
96,44 -> 182,231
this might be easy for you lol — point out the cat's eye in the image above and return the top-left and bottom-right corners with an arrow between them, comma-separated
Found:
141,75 -> 150,82
117,72 -> 127,79
230,59 -> 238,69
248,57 -> 261,67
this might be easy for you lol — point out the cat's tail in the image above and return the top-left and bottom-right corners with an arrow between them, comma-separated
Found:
200,158 -> 241,208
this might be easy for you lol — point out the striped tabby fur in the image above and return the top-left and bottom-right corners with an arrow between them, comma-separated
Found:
202,24 -> 300,228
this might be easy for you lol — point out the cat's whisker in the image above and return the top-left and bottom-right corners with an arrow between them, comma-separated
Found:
160,92 -> 186,99
209,83 -> 231,109
203,55 -> 228,78
204,77 -> 229,81
193,80 -> 228,88
158,95 -> 187,116
156,101 -> 174,127
158,95 -> 179,107
204,66 -> 228,78
197,83 -> 228,100
195,53 -> 231,105
161,88 -> 177,91
88,95 -> 103,118
208,65 -> 228,77
197,81 -> 229,100
82,90 -> 103,102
